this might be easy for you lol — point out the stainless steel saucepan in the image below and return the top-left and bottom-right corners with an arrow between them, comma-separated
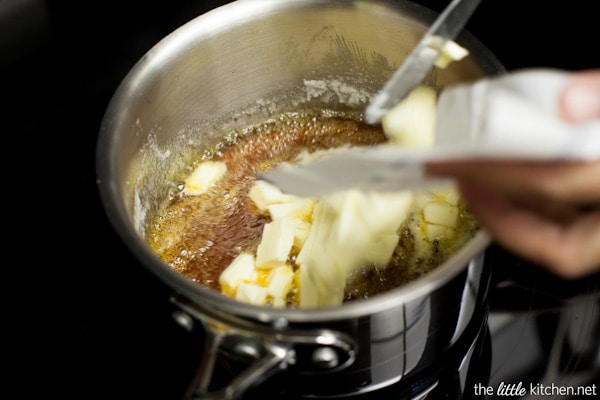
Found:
96,1 -> 504,398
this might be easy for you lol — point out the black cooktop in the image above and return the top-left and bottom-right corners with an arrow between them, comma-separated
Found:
3,1 -> 598,399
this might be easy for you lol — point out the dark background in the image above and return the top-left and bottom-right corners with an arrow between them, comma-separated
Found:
2,1 -> 598,398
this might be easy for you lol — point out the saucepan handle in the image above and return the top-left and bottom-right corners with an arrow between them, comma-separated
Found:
183,320 -> 294,400
171,294 -> 357,400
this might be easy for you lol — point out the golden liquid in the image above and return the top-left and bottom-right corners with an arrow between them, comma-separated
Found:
147,111 -> 478,302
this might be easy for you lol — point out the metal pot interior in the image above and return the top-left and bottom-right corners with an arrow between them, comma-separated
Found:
96,0 -> 503,322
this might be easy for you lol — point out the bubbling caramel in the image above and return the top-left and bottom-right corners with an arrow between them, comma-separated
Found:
146,110 -> 478,304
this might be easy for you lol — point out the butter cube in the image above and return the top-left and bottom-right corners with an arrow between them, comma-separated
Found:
249,180 -> 295,211
293,220 -> 312,249
381,85 -> 437,148
271,297 -> 287,308
219,252 -> 257,293
431,38 -> 469,68
423,202 -> 458,228
236,283 -> 268,305
184,161 -> 227,195
266,265 -> 294,298
423,223 -> 455,241
255,218 -> 296,268
266,198 -> 316,221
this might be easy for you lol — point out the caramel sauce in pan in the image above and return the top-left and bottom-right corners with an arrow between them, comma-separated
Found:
147,112 -> 386,290
147,111 -> 477,302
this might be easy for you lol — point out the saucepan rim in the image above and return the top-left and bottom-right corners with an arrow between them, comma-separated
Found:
96,0 -> 501,324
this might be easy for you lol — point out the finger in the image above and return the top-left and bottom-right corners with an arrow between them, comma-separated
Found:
426,160 -> 600,205
458,182 -> 600,279
560,70 -> 600,122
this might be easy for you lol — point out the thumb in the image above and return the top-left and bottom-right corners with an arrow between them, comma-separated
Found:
560,70 -> 600,122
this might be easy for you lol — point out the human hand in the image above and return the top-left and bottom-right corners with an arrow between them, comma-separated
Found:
426,70 -> 600,279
